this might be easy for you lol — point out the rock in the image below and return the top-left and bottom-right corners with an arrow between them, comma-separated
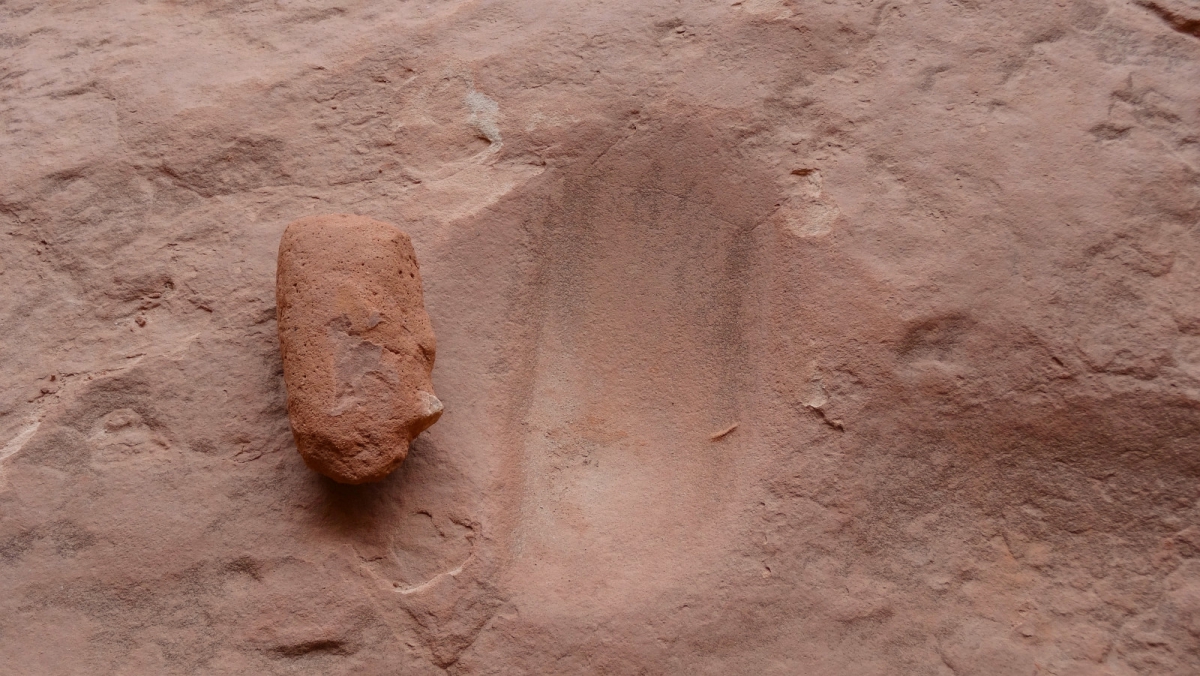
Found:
276,214 -> 441,484
3,1 -> 1200,673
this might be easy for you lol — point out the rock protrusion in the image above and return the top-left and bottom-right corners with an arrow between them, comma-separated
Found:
276,214 -> 442,484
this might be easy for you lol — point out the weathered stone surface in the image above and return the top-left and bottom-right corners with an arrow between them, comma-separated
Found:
2,0 -> 1200,673
277,214 -> 441,484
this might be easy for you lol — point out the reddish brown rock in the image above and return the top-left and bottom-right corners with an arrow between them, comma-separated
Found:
276,214 -> 442,484
4,1 -> 1200,673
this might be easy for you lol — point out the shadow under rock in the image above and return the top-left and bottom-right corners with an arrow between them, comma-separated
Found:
299,435 -> 438,539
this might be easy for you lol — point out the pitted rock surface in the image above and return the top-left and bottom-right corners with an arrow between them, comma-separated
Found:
2,1 -> 1200,673
277,214 -> 441,484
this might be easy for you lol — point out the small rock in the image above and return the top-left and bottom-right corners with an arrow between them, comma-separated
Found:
276,214 -> 442,484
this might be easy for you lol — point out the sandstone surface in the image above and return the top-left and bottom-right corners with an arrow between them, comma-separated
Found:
1,0 -> 1200,674
277,213 -> 441,484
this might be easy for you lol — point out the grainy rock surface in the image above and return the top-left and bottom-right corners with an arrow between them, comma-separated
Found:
277,213 -> 441,484
1,0 -> 1200,674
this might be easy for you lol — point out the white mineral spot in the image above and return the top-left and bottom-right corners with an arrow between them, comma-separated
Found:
466,90 -> 502,145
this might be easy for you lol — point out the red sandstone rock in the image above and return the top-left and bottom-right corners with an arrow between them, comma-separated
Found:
276,214 -> 441,484
2,1 -> 1200,674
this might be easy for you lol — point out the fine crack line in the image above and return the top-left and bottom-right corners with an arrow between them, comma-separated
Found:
393,553 -> 475,595
582,130 -> 637,172
601,181 -> 750,231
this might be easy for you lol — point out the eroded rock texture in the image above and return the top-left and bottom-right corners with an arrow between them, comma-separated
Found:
2,0 -> 1200,674
277,214 -> 441,484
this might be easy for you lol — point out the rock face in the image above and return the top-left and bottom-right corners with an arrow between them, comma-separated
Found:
276,214 -> 442,484
2,0 -> 1200,674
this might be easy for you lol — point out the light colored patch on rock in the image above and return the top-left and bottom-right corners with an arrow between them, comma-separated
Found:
775,168 -> 842,238
88,408 -> 171,466
0,417 -> 41,464
406,160 -> 544,226
466,90 -> 502,146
